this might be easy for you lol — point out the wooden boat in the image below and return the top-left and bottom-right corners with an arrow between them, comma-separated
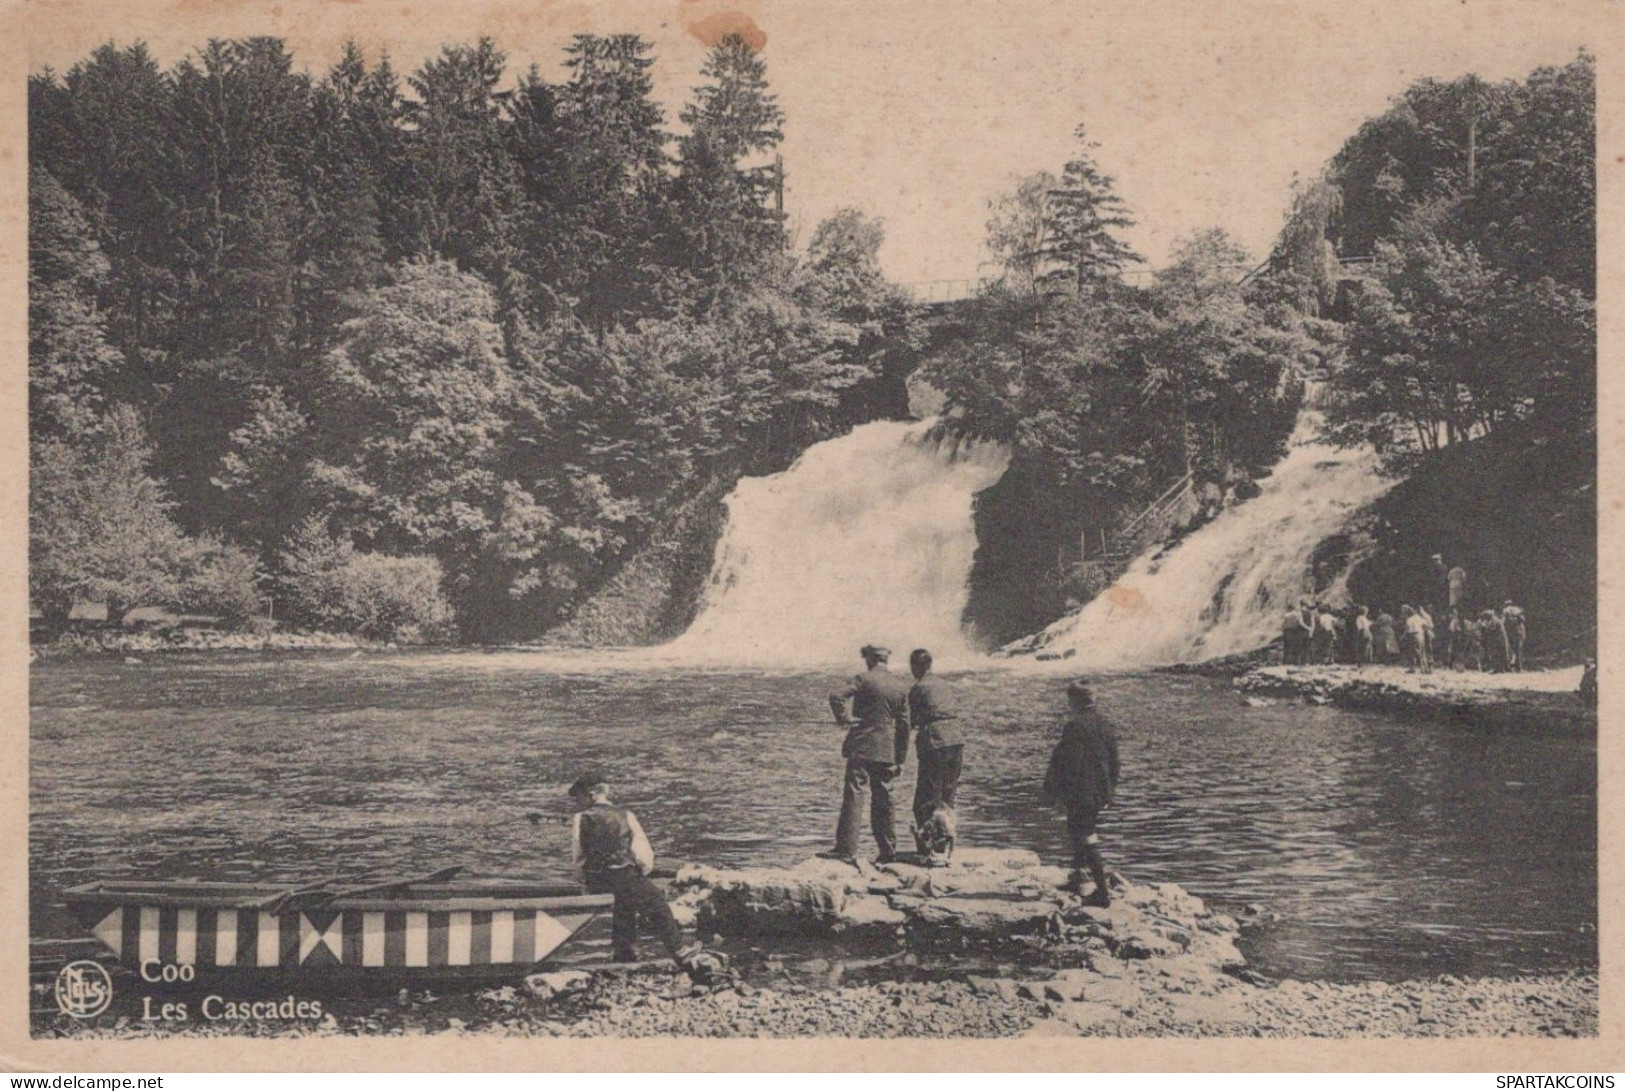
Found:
62,874 -> 613,984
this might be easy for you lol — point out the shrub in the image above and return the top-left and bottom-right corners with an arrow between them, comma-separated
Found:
175,535 -> 265,629
335,552 -> 455,642
279,517 -> 454,642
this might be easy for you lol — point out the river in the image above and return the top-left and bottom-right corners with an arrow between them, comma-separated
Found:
30,649 -> 1596,984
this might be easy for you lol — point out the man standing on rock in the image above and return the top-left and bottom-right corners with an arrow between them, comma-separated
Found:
823,644 -> 912,865
1043,680 -> 1121,908
907,648 -> 963,865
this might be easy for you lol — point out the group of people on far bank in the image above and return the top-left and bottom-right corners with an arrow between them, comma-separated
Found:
1281,555 -> 1528,674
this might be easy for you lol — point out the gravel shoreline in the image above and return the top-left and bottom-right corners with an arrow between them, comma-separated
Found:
33,968 -> 1597,1039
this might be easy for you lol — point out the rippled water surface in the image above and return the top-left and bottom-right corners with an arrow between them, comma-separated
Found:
30,650 -> 1596,982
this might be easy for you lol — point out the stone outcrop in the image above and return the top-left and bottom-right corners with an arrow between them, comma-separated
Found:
1236,664 -> 1594,734
669,848 -> 1245,975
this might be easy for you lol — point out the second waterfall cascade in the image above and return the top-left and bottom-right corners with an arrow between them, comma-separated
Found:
1010,410 -> 1394,669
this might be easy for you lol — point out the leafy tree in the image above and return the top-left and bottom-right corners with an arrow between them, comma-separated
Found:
304,260 -> 513,631
985,172 -> 1057,296
30,406 -> 188,626
1460,52 -> 1594,294
277,515 -> 453,640
1324,213 -> 1593,467
175,534 -> 265,627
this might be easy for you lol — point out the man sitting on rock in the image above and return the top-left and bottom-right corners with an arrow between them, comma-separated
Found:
568,770 -> 706,973
1043,680 -> 1121,908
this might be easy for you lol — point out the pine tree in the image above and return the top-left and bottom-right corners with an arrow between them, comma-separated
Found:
672,33 -> 787,301
680,33 -> 784,163
1041,125 -> 1142,292
554,34 -> 669,334
29,167 -> 124,438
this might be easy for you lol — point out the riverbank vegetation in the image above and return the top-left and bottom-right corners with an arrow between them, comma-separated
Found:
932,53 -> 1594,646
29,33 -> 918,641
1306,53 -> 1596,648
924,131 -> 1324,640
29,40 -> 1594,654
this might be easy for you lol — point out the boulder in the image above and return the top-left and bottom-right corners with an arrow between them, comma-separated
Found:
910,896 -> 1060,935
524,970 -> 592,1000
669,850 -> 1246,978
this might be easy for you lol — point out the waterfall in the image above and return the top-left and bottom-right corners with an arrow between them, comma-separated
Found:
1011,411 -> 1394,669
667,419 -> 1010,666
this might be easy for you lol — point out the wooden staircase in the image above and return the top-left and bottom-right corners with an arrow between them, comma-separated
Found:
1094,472 -> 1194,581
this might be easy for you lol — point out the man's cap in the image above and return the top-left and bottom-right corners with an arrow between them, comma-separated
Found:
1431,553 -> 1443,560
568,769 -> 609,796
1067,679 -> 1094,705
860,644 -> 891,661
1504,599 -> 1515,605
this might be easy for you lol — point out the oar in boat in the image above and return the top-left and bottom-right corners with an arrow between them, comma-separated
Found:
319,864 -> 467,902
245,870 -> 377,914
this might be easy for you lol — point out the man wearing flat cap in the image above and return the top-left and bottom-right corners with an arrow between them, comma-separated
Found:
821,644 -> 912,864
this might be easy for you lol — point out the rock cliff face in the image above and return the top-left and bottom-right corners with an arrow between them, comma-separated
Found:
669,848 -> 1245,975
544,480 -> 731,647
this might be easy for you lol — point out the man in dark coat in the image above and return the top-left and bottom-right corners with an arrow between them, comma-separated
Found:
1043,680 -> 1121,907
907,648 -> 963,864
822,644 -> 912,864
1281,606 -> 1309,666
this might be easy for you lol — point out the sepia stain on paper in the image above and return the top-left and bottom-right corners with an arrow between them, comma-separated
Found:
682,9 -> 767,51
1104,585 -> 1152,616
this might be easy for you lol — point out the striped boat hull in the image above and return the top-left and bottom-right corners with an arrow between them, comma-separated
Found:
63,880 -> 613,981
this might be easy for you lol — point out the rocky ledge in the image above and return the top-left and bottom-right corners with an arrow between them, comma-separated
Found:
1235,665 -> 1594,734
668,848 -> 1245,974
30,853 -> 1598,1039
31,627 -> 376,660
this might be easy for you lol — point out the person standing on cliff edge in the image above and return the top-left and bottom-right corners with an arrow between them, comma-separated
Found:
1044,680 -> 1121,908
907,648 -> 963,865
822,644 -> 912,865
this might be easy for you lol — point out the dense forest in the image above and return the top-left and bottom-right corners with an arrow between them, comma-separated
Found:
28,34 -> 1594,651
1309,53 -> 1597,647
29,34 -> 919,641
926,53 -> 1595,643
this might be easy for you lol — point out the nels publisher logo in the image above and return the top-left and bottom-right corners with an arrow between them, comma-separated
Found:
55,960 -> 113,1018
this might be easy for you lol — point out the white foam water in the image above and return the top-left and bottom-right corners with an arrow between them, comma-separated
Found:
664,419 -> 1010,667
1011,411 -> 1394,670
